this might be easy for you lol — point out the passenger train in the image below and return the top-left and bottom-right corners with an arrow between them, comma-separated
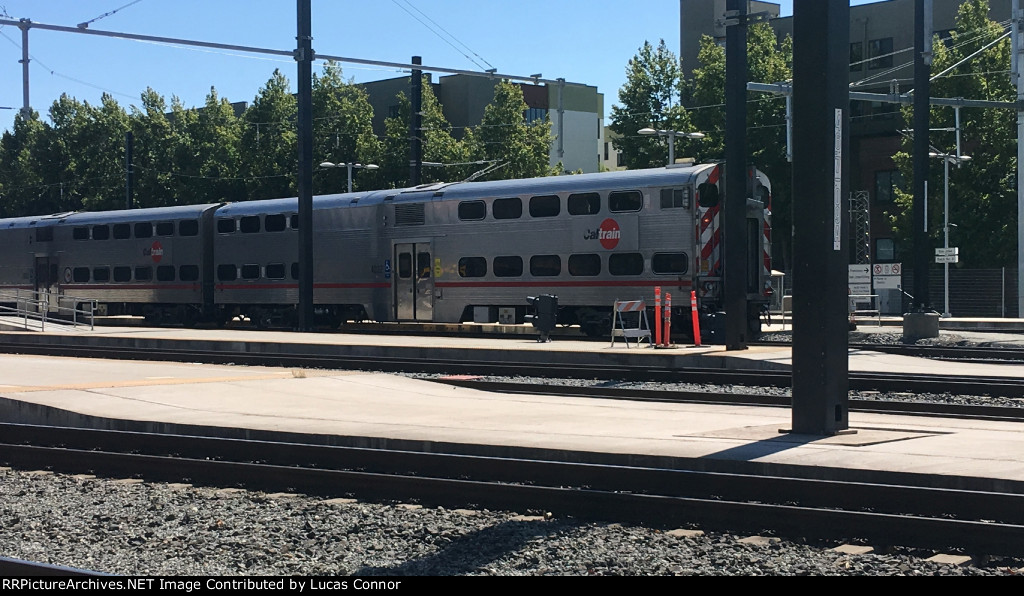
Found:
0,163 -> 772,338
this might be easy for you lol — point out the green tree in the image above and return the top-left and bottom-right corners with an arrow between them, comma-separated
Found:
609,40 -> 699,169
688,23 -> 793,268
379,75 -> 470,187
464,80 -> 555,181
313,62 -> 382,194
129,89 -> 176,208
187,88 -> 245,204
0,110 -> 52,216
890,0 -> 1014,267
239,69 -> 297,201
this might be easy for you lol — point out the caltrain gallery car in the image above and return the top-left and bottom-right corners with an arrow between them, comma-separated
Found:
0,163 -> 772,338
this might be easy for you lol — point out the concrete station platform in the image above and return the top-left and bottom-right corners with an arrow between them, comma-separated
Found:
0,322 -> 1023,492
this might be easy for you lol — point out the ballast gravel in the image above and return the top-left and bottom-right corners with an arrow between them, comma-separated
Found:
0,468 -> 1020,576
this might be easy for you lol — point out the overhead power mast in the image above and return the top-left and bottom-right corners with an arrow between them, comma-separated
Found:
723,0 -> 748,351
790,0 -> 851,436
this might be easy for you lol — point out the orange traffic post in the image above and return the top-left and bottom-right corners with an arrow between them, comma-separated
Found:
654,287 -> 662,347
690,290 -> 701,347
663,292 -> 672,347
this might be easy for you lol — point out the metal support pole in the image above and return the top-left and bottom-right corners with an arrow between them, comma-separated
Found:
410,56 -> 422,187
557,78 -> 565,160
296,0 -> 314,331
723,0 -> 748,351
912,0 -> 933,311
19,19 -> 30,118
125,132 -> 134,209
667,131 -> 676,165
943,155 -> 950,317
346,163 -> 353,194
791,0 -> 851,435
1015,0 -> 1024,317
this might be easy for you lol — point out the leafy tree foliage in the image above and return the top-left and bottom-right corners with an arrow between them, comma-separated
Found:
890,0 -> 1015,267
464,80 -> 556,181
313,62 -> 381,194
609,40 -> 698,170
238,69 -> 297,201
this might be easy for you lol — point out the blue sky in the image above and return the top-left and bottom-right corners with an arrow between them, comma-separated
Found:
0,1 -> 883,134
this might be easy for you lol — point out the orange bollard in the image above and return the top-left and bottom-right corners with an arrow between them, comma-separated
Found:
690,290 -> 702,347
663,293 -> 672,346
654,287 -> 662,347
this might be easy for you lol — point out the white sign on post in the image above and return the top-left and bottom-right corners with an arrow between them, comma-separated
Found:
848,264 -> 871,296
872,262 -> 902,290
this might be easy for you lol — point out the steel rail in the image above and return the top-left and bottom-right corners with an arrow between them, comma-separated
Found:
3,429 -> 1024,557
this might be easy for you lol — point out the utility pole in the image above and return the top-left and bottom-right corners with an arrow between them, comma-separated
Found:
723,0 -> 748,351
410,56 -> 422,187
1014,0 -> 1024,317
19,19 -> 30,118
296,0 -> 314,331
125,132 -> 134,209
912,0 -> 933,312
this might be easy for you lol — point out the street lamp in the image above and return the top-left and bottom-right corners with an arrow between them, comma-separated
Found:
319,161 -> 379,193
928,151 -> 971,318
638,127 -> 706,165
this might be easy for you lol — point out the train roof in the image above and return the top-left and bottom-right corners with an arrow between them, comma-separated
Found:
0,204 -> 222,229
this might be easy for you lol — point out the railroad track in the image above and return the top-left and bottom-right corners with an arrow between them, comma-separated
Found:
2,423 -> 1024,561
1,336 -> 1023,397
429,378 -> 1024,421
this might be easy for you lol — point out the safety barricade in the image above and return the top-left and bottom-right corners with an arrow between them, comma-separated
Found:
610,299 -> 652,348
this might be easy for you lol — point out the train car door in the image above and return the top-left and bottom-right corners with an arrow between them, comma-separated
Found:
33,256 -> 58,314
394,242 -> 433,321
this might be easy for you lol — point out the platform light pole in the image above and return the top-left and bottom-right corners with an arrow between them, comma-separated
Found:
319,161 -> 379,193
929,151 -> 971,318
637,128 -> 706,165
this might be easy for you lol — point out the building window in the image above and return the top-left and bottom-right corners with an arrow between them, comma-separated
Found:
868,37 -> 893,69
850,41 -> 864,72
875,238 -> 895,262
524,107 -> 546,123
603,142 -> 609,161
874,169 -> 903,204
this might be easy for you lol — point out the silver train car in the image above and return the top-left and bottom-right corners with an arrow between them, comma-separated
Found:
0,164 -> 772,337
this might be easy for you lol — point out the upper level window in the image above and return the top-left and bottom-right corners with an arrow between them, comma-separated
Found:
868,37 -> 893,69
217,219 -> 236,234
529,195 -> 560,218
609,190 -> 642,212
568,193 -> 600,215
240,216 -> 260,233
875,169 -> 903,204
113,223 -> 131,239
660,188 -> 690,209
265,214 -> 287,232
179,220 -> 199,236
492,198 -> 522,220
156,222 -> 175,236
92,225 -> 110,240
458,201 -> 486,221
850,41 -> 864,72
134,222 -> 153,238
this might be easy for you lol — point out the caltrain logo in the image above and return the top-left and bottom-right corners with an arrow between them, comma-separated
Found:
143,240 -> 164,263
583,218 -> 621,250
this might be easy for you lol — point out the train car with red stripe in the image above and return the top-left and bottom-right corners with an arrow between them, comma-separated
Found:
0,164 -> 772,338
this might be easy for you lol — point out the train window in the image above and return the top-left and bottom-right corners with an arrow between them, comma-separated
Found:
241,264 -> 261,279
397,253 -> 412,279
179,220 -> 199,236
493,256 -> 523,277
36,227 -> 53,242
217,219 -> 236,234
568,193 -> 600,215
529,195 -> 560,217
492,198 -> 522,220
113,224 -> 131,239
73,227 -> 89,240
92,225 -> 110,240
417,253 -> 431,279
156,222 -> 175,236
92,267 -> 110,282
609,191 -> 642,213
73,267 -> 90,283
134,266 -> 153,281
266,263 -> 286,279
653,252 -> 688,274
568,254 -> 601,277
290,214 -> 299,229
458,201 -> 486,221
134,222 -> 153,238
240,216 -> 261,233
291,262 -> 299,280
179,265 -> 199,282
217,264 -> 237,281
113,267 -> 132,283
697,183 -> 720,208
265,214 -> 287,232
530,255 -> 561,277
660,188 -> 690,209
609,253 -> 644,275
157,266 -> 176,282
458,257 -> 487,278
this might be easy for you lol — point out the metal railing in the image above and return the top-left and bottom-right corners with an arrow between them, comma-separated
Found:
0,289 -> 96,331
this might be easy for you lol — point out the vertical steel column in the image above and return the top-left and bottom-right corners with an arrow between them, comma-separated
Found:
912,0 -> 932,311
19,19 -> 30,118
296,0 -> 314,330
791,0 -> 850,435
410,56 -> 423,187
125,132 -> 134,209
723,0 -> 748,351
1014,0 -> 1024,317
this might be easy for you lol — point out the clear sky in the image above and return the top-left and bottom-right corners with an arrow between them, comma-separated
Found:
0,1 -> 884,134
